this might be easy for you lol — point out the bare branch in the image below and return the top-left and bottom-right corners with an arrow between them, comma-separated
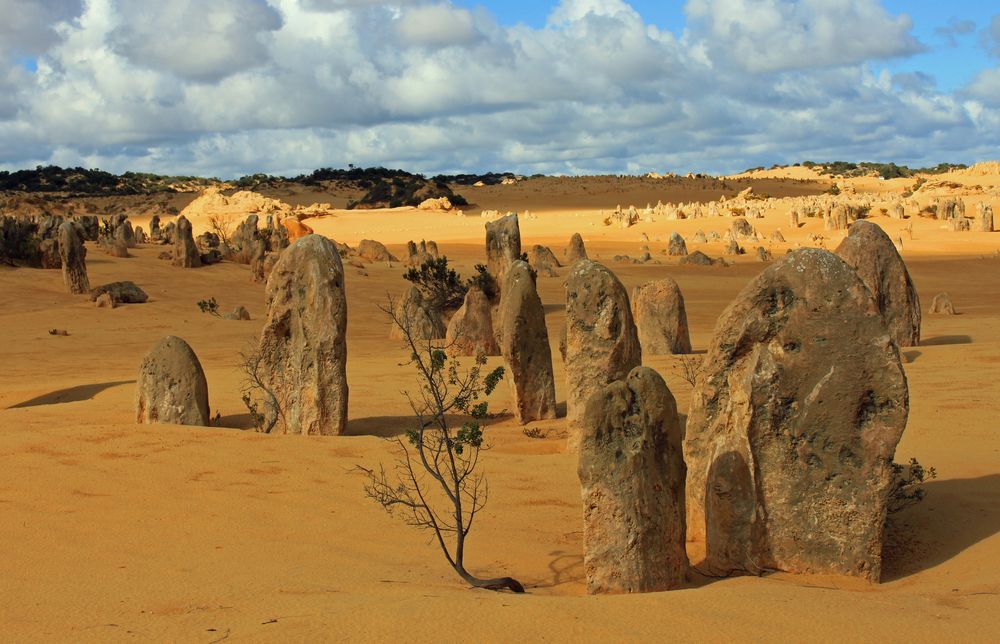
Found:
355,293 -> 524,593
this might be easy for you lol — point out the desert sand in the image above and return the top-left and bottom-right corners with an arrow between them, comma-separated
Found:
2,169 -> 999,641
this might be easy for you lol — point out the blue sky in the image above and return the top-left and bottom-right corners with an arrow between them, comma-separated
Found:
456,0 -> 687,30
458,0 -> 996,91
1,0 -> 998,177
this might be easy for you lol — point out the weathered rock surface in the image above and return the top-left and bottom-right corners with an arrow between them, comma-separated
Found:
975,203 -> 994,232
667,232 -> 687,256
230,215 -> 260,264
283,217 -> 314,242
835,220 -> 921,347
95,292 -> 116,309
201,249 -> 223,265
38,238 -> 61,269
404,240 -> 434,266
498,260 -> 557,423
263,253 -> 280,280
357,239 -> 398,263
89,281 -> 148,304
564,260 -> 641,431
259,234 -> 348,435
730,217 -> 755,239
528,244 -> 561,277
684,248 -> 908,582
565,232 -> 588,265
135,336 -> 210,426
579,366 -> 688,594
724,239 -> 744,256
389,286 -> 446,341
929,292 -> 956,315
681,250 -> 716,266
249,237 -> 267,283
223,305 -> 251,321
173,215 -> 201,268
485,213 -> 521,284
105,237 -> 129,258
58,222 -> 90,294
631,278 -> 692,355
445,286 -> 500,356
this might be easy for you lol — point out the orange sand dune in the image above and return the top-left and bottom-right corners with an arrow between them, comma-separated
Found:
2,184 -> 1000,641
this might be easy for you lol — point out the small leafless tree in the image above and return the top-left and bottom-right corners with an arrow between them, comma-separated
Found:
672,353 -> 703,388
207,213 -> 235,248
358,295 -> 524,593
238,340 -> 284,433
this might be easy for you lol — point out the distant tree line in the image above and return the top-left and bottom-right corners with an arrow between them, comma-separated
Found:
0,165 -> 214,195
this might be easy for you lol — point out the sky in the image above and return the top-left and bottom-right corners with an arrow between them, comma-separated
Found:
0,0 -> 998,178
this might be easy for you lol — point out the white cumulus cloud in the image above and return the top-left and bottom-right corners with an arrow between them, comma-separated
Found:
0,0 -> 994,177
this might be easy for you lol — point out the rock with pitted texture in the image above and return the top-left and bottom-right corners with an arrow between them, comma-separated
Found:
38,238 -> 61,269
258,234 -> 348,435
730,217 -> 755,240
724,239 -> 744,256
223,305 -> 251,321
579,366 -> 688,594
681,251 -> 716,266
135,336 -> 210,427
95,293 -> 116,309
631,278 -> 692,355
835,220 -> 920,347
485,213 -> 521,284
89,281 -> 148,305
528,244 -> 561,277
250,237 -> 267,283
230,215 -> 260,264
667,232 -> 687,256
389,286 -> 446,341
358,239 -> 399,263
974,203 -> 994,232
565,232 -> 588,265
498,260 -> 557,423
684,248 -> 908,582
445,286 -> 500,356
172,216 -> 201,268
564,260 -> 641,432
58,222 -> 89,294
928,292 -> 956,315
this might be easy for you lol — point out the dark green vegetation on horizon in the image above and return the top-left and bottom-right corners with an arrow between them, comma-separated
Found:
741,161 -> 968,180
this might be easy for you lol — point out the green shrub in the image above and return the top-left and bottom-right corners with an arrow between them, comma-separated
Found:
888,457 -> 937,515
403,257 -> 468,312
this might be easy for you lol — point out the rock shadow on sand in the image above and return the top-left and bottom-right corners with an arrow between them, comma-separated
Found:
920,334 -> 972,346
213,413 -> 254,430
345,414 -> 510,438
882,474 -> 1000,582
9,380 -> 134,408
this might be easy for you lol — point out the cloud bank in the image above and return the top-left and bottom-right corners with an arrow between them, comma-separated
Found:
0,0 -> 997,177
